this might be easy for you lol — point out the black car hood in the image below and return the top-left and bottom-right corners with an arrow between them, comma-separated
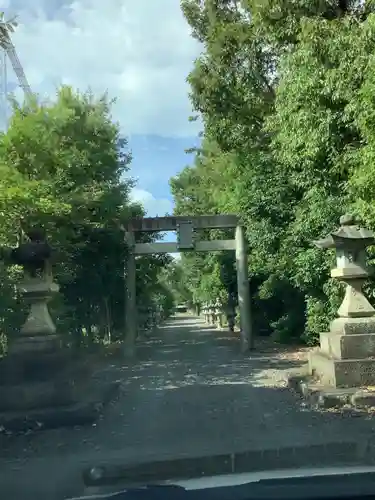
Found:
69,464 -> 375,499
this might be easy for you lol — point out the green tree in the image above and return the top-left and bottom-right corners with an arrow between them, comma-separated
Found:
0,86 -> 174,352
176,0 -> 375,344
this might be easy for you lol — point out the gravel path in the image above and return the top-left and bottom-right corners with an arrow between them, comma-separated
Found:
0,315 -> 374,499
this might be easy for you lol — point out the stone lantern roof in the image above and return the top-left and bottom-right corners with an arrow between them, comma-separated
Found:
313,214 -> 375,250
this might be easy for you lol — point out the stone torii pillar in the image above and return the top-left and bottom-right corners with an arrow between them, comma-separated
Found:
124,230 -> 137,357
235,225 -> 254,351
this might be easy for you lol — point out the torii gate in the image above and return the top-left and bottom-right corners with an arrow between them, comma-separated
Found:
124,214 -> 253,355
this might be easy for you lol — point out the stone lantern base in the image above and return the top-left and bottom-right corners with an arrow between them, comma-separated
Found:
309,278 -> 375,389
289,315 -> 375,410
309,316 -> 375,388
0,278 -> 120,432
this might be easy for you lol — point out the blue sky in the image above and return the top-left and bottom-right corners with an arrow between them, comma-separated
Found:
2,0 -> 202,245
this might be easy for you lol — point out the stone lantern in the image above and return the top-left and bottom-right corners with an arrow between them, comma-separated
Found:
209,302 -> 215,324
0,225 -> 119,431
0,227 -> 60,355
310,213 -> 375,388
214,297 -> 222,328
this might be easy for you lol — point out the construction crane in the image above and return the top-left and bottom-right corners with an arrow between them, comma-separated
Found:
0,12 -> 32,129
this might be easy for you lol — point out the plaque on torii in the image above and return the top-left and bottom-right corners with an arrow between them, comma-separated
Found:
176,220 -> 195,251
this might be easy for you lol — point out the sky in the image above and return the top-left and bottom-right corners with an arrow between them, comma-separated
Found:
2,0 -> 202,245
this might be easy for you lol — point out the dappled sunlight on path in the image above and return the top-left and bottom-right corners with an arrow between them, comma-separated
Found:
1,315 -> 375,499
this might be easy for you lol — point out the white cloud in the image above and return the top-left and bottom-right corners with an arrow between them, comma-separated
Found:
130,188 -> 173,217
6,0 -> 202,137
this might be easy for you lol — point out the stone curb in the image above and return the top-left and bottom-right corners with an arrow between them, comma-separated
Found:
288,374 -> 375,411
82,440 -> 375,489
0,380 -> 120,434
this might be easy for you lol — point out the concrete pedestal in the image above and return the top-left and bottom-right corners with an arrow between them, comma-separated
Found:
291,316 -> 375,411
309,317 -> 375,389
0,346 -> 120,432
0,278 -> 119,432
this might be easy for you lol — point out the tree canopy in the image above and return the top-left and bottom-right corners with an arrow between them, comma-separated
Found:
170,0 -> 375,344
0,86 -> 175,353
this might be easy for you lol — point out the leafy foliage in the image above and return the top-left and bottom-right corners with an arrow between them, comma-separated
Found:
0,86 -> 174,353
172,0 -> 375,344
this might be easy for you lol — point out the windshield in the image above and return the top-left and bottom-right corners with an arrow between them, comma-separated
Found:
1,2 -> 375,500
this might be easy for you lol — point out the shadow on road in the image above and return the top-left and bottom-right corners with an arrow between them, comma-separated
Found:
0,315 -> 374,500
